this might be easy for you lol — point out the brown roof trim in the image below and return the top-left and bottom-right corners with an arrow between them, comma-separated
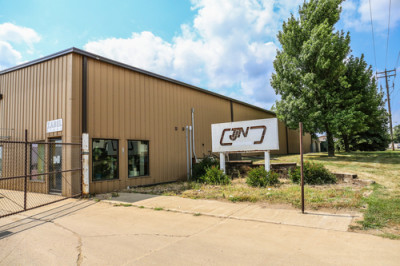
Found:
0,47 -> 276,116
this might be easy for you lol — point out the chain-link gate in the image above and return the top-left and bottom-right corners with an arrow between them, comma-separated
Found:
0,130 -> 82,218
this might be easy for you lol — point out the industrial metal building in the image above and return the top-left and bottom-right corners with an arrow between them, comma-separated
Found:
0,48 -> 311,196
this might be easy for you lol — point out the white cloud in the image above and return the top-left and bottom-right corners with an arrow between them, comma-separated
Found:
342,0 -> 400,32
0,41 -> 21,70
85,0 -> 302,109
0,23 -> 41,70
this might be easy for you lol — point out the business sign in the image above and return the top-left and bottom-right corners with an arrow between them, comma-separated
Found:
212,118 -> 279,153
46,119 -> 63,133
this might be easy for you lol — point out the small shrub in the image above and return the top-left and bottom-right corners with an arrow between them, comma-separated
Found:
192,156 -> 219,181
289,161 -> 336,185
111,192 -> 119,197
246,166 -> 280,187
198,166 -> 231,185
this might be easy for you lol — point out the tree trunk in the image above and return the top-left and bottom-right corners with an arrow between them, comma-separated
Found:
343,134 -> 350,152
326,125 -> 335,157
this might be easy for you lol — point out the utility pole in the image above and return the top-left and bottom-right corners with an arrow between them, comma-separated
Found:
377,69 -> 396,151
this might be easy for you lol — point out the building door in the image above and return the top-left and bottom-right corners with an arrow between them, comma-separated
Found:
49,138 -> 62,194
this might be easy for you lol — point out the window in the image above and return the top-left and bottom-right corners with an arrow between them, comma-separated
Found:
30,143 -> 45,181
92,139 -> 119,181
128,140 -> 149,177
0,146 -> 3,177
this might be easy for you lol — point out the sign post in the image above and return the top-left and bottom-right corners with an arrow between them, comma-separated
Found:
219,153 -> 226,173
299,122 -> 305,214
264,151 -> 270,171
212,118 -> 279,172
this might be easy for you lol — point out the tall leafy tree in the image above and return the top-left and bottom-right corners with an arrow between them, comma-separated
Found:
335,55 -> 389,152
271,0 -> 350,156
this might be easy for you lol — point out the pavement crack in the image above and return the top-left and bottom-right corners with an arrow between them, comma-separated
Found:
85,233 -> 190,238
50,221 -> 83,266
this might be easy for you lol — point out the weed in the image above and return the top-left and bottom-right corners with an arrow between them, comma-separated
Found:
138,206 -> 145,208
111,192 -> 119,197
289,161 -> 336,185
114,203 -> 132,207
154,207 -> 164,211
192,156 -> 219,181
198,166 -> 231,185
194,213 -> 201,216
246,166 -> 279,187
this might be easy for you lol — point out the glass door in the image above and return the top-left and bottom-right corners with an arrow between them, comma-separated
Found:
49,138 -> 62,194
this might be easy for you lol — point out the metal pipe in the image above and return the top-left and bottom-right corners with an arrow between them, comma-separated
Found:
185,126 -> 190,181
189,126 -> 193,179
191,108 -> 197,161
299,122 -> 304,214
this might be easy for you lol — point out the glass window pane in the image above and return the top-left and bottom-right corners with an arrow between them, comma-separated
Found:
128,140 -> 149,177
92,139 -> 119,181
30,143 -> 45,181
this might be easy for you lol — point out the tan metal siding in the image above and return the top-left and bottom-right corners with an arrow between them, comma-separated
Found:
0,54 -> 72,140
0,54 -> 82,196
86,58 -> 233,193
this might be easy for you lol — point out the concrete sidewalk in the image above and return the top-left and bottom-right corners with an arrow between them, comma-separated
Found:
102,193 -> 358,232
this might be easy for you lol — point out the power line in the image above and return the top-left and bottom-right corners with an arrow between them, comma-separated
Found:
385,0 -> 392,68
369,0 -> 378,72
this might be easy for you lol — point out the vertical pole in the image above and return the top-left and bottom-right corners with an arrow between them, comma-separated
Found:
299,122 -> 304,214
264,151 -> 270,171
185,126 -> 190,181
189,126 -> 193,179
82,133 -> 90,195
219,153 -> 225,174
24,129 -> 28,211
384,70 -> 395,151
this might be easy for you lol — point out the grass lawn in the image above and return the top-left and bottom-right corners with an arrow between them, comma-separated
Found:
129,151 -> 400,239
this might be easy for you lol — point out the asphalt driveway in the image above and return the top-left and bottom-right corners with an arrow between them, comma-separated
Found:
0,195 -> 399,265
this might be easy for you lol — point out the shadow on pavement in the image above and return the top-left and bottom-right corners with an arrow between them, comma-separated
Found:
0,199 -> 96,240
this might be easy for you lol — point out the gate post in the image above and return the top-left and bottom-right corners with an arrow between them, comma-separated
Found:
82,133 -> 90,195
24,129 -> 28,211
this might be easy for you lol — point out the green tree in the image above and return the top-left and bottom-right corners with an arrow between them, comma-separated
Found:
394,125 -> 400,143
271,0 -> 350,156
335,55 -> 388,152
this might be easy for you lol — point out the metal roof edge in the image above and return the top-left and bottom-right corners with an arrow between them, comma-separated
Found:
0,48 -> 75,75
0,47 -> 276,116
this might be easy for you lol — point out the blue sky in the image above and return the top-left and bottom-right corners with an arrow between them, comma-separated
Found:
1,0 -> 399,126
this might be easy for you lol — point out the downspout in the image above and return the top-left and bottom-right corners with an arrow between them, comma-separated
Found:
185,126 -> 190,181
189,126 -> 193,179
191,108 -> 198,161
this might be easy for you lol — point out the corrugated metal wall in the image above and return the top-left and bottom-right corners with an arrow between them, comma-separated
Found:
0,54 -> 81,196
86,58 -> 235,193
0,55 -> 73,140
85,57 -> 312,193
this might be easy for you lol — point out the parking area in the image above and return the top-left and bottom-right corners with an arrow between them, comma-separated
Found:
0,195 -> 399,265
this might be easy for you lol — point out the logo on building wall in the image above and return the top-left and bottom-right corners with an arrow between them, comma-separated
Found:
211,118 -> 279,153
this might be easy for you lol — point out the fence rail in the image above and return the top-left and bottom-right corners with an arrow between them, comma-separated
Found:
0,130 -> 82,218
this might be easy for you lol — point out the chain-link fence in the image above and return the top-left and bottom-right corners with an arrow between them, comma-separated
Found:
0,130 -> 82,218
